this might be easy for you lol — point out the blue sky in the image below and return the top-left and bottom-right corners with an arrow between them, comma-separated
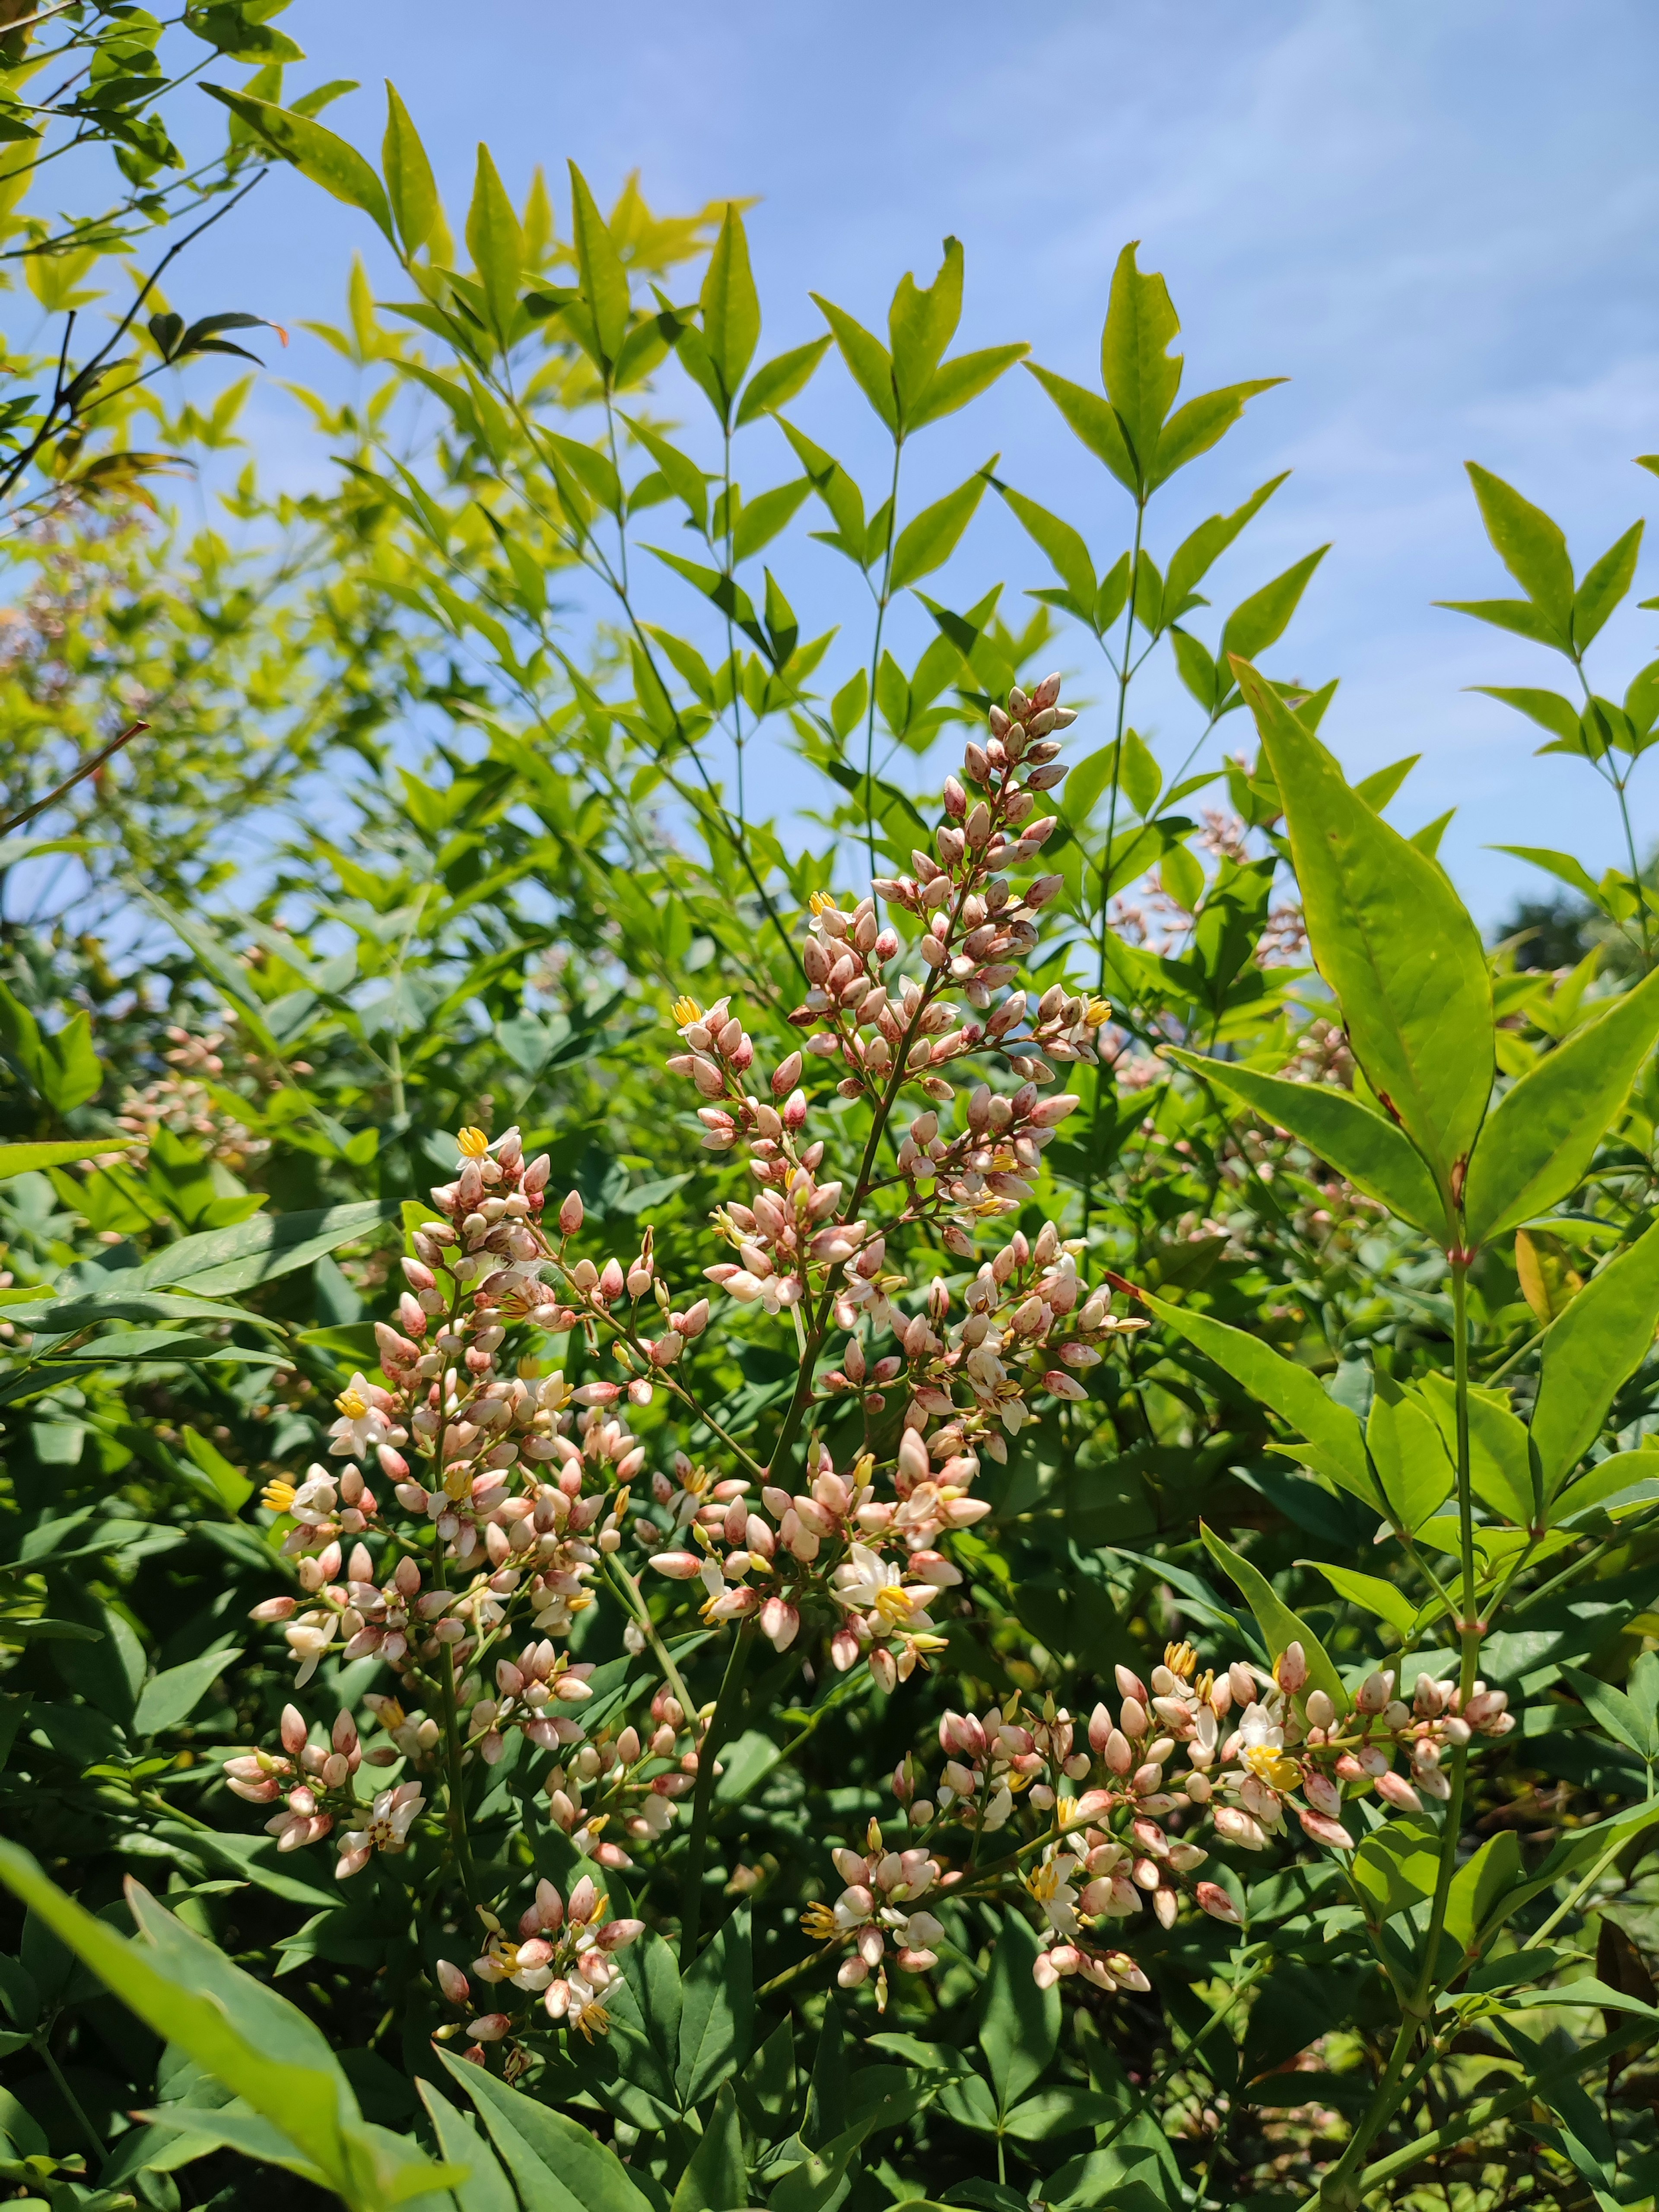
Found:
134,1 -> 1659,920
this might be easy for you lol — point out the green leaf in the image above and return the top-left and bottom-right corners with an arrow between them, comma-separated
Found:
888,236 -> 962,425
200,88 -> 393,241
1218,548 -> 1328,669
676,1907 -> 751,2107
977,1908 -> 1058,2111
0,1138 -> 131,1179
1465,968 -> 1659,1246
466,143 -> 522,343
732,479 -> 810,564
439,2048 -> 652,2212
889,468 -> 990,591
6,1287 -> 265,1332
701,205 -> 760,415
180,1425 -> 255,1510
417,2080 -> 516,2212
1551,1450 -> 1659,1524
1493,844 -> 1606,906
1465,463 -> 1574,640
128,1199 -> 398,1297
733,336 -> 832,428
1147,378 -> 1285,491
907,344 -> 1027,431
1167,1051 -> 1446,1235
669,2081 -> 745,2212
1472,687 -> 1584,746
1234,659 -> 1493,1201
1444,1830 -> 1524,1954
1142,1290 -> 1376,1507
1560,1665 -> 1659,1763
1418,1375 -> 1537,1527
381,82 -> 436,254
1300,1561 -> 1417,1639
134,1647 -> 241,1736
810,294 -> 896,432
1165,474 -> 1289,603
1530,1225 -> 1659,1497
0,1849 -> 457,2209
1366,1376 -> 1454,1533
1023,363 -> 1136,496
1200,1524 -> 1348,1713
567,162 -> 629,372
1000,484 -> 1096,613
620,415 -> 707,534
1100,242 -> 1181,485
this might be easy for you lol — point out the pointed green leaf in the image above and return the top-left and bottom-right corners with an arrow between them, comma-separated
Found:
1100,242 -> 1181,483
701,205 -> 760,414
201,87 -> 394,240
734,336 -> 832,427
1575,521 -> 1646,650
889,468 -> 990,590
732,478 -> 810,564
888,236 -> 963,423
1147,378 -> 1285,491
1367,1377 -> 1454,1532
567,162 -> 629,371
977,1908 -> 1058,2111
1000,485 -> 1096,613
1354,754 -> 1420,812
1200,1525 -> 1348,1713
1470,686 -> 1582,744
418,2079 -> 517,2212
1164,473 -> 1290,603
669,2081 -> 745,2212
810,294 -> 896,432
381,82 -> 437,254
1233,659 -> 1493,1199
676,1906 -> 751,2107
1465,463 -> 1574,639
1494,844 -> 1605,905
1439,596 -> 1567,649
1419,1374 -> 1537,1527
1142,1291 -> 1376,1505
439,2047 -> 653,2212
1166,1049 -> 1446,1234
1560,1665 -> 1659,1763
466,144 -> 522,342
128,1198 -> 398,1296
1300,1561 -> 1417,1639
1218,548 -> 1328,668
134,1647 -> 242,1736
1024,362 -> 1137,495
620,415 -> 707,533
1550,1450 -> 1659,1525
1465,966 -> 1659,1245
0,1138 -> 131,1179
907,343 -> 1027,430
1531,1224 -> 1659,1497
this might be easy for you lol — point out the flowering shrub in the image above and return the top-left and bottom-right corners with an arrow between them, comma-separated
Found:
2,79 -> 1659,2212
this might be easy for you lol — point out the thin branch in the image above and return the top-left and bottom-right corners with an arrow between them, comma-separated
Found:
0,717 -> 146,837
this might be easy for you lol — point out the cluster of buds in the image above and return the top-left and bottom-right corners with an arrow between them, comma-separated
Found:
801,1818 -> 955,2012
825,1222 -> 1147,1461
648,1446 -> 957,1685
435,1875 -> 644,2049
540,1687 -> 706,1868
862,1644 -> 1520,2003
224,1707 -> 425,1880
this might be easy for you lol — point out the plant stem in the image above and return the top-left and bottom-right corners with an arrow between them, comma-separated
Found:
678,1618 -> 755,1964
39,2033 -> 102,2161
1084,497 -> 1147,1233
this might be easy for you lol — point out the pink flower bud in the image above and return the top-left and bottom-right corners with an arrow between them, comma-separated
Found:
1196,1881 -> 1240,1924
772,1052 -> 803,1096
558,1191 -> 584,1236
280,1706 -> 308,1756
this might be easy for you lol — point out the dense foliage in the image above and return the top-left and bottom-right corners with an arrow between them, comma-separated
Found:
3,28 -> 1659,2212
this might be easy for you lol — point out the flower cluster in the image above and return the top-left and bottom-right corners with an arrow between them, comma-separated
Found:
801,1818 -> 955,2010
850,1642 -> 1518,1996
434,1875 -> 644,2049
540,1685 -> 706,1869
224,1705 -> 426,1880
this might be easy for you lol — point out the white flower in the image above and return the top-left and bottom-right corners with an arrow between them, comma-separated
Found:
327,1375 -> 388,1459
831,1545 -> 935,1634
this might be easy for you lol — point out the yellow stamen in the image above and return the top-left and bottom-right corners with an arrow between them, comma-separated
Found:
457,1126 -> 490,1158
1243,1745 -> 1301,1792
336,1387 -> 368,1420
261,1478 -> 296,1515
808,890 -> 839,915
1163,1640 -> 1197,1681
801,1903 -> 840,1939
1083,998 -> 1113,1028
671,995 -> 701,1027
